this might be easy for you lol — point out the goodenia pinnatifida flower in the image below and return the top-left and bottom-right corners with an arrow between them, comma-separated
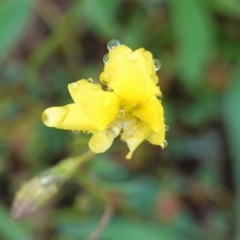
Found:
42,40 -> 167,159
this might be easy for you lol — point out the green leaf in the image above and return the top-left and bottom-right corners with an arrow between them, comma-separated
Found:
222,63 -> 240,239
210,0 -> 240,18
95,176 -> 159,216
169,0 -> 214,88
0,0 -> 34,63
0,204 -> 32,240
58,216 -> 185,240
90,155 -> 130,181
78,0 -> 120,39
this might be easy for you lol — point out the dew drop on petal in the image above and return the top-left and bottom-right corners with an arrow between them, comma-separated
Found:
87,78 -> 94,83
101,80 -> 108,85
165,125 -> 169,131
161,140 -> 168,149
103,54 -> 109,64
107,39 -> 121,50
83,130 -> 90,134
103,97 -> 111,107
154,59 -> 161,71
72,130 -> 80,134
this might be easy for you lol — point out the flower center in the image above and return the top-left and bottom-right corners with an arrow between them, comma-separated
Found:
106,111 -> 141,140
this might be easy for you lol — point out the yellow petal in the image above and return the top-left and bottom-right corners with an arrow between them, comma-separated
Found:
119,116 -> 151,159
68,80 -> 101,103
100,45 -> 161,110
42,104 -> 105,132
132,97 -> 164,132
42,107 -> 68,127
88,131 -> 114,153
42,80 -> 120,132
147,127 -> 165,147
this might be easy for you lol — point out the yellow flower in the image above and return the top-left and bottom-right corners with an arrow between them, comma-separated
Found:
42,40 -> 167,159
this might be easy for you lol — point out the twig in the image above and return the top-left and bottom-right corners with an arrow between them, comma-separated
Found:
87,204 -> 114,240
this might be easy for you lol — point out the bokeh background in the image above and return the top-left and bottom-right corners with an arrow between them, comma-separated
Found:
0,0 -> 240,239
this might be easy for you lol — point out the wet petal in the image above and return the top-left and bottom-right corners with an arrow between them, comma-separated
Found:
42,107 -> 68,128
42,80 -> 120,132
42,104 -> 105,132
132,97 -> 164,132
147,127 -> 165,147
120,116 -> 151,159
100,45 -> 160,109
88,131 -> 115,153
68,80 -> 101,103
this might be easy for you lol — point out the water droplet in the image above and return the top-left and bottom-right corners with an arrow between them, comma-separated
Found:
161,140 -> 168,149
83,130 -> 90,134
87,78 -> 93,83
103,54 -> 109,64
104,97 -> 111,106
107,39 -> 120,50
101,80 -> 108,85
154,59 -> 161,71
118,109 -> 125,118
72,130 -> 80,134
165,125 -> 169,131
40,173 -> 57,186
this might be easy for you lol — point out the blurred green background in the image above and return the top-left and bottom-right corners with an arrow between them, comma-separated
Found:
0,0 -> 240,239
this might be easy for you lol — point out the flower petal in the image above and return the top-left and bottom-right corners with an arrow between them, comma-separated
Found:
100,45 -> 161,110
132,97 -> 164,132
42,104 -> 105,132
88,131 -> 115,153
120,116 -> 151,159
147,128 -> 165,147
68,80 -> 101,103
42,80 -> 120,132
42,107 -> 68,128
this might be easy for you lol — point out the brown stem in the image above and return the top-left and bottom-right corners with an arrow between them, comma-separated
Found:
87,204 -> 114,240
